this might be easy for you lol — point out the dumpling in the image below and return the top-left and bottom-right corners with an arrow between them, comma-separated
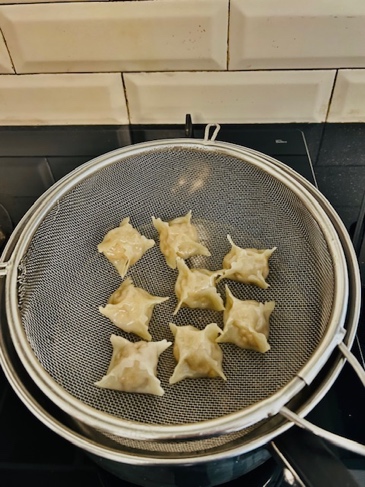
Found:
99,277 -> 169,341
98,217 -> 155,278
152,211 -> 211,269
216,285 -> 275,353
95,335 -> 171,396
219,235 -> 276,289
169,323 -> 226,384
173,258 -> 224,315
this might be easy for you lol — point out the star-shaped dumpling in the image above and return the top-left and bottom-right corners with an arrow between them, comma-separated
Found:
219,235 -> 276,289
152,211 -> 211,269
99,278 -> 169,341
216,285 -> 275,353
173,258 -> 224,315
169,323 -> 226,384
98,217 -> 155,278
95,335 -> 171,396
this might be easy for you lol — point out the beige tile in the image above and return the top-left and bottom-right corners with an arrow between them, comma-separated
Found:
229,0 -> 365,70
328,70 -> 365,122
0,73 -> 128,125
124,71 -> 336,124
0,29 -> 13,72
0,0 -> 228,73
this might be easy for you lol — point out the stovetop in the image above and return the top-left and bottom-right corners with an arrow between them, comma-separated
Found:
0,122 -> 364,487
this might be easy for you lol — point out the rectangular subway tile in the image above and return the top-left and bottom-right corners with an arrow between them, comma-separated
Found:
124,71 -> 336,124
0,73 -> 128,125
327,70 -> 365,122
229,0 -> 365,70
0,0 -> 228,73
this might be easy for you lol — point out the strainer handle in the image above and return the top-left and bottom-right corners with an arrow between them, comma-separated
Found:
270,426 -> 360,487
0,262 -> 8,277
274,340 -> 365,483
203,124 -> 220,143
338,342 -> 365,387
279,406 -> 365,457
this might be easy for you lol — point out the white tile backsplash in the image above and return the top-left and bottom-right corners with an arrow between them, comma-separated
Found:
0,73 -> 128,125
328,70 -> 365,122
0,0 -> 363,124
124,71 -> 336,124
0,0 -> 228,73
229,0 -> 365,70
0,30 -> 13,73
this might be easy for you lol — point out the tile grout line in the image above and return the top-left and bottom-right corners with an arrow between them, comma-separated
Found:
121,73 -> 131,125
0,28 -> 16,74
0,68 -> 349,76
226,0 -> 231,71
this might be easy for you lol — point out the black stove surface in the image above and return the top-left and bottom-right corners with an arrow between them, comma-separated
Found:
0,123 -> 364,487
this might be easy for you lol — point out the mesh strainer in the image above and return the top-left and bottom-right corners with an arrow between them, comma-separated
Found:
0,130 -> 355,448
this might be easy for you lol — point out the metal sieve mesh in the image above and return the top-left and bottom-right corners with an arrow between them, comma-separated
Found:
17,144 -> 335,429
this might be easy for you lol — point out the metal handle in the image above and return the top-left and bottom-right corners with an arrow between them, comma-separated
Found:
279,406 -> 365,457
271,426 -> 361,487
0,262 -> 8,277
338,342 -> 365,387
203,124 -> 220,144
278,339 -> 365,458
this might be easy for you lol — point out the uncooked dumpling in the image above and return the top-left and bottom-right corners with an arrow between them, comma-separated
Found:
99,278 -> 169,341
219,235 -> 276,289
173,258 -> 224,315
152,211 -> 211,269
169,323 -> 226,384
216,285 -> 275,353
95,335 -> 171,396
98,217 -> 155,278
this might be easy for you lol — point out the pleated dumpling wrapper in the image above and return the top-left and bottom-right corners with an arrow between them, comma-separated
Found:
95,335 -> 171,396
219,235 -> 276,289
173,258 -> 224,315
98,217 -> 155,278
169,323 -> 226,384
217,285 -> 275,353
152,211 -> 211,269
99,277 -> 169,341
